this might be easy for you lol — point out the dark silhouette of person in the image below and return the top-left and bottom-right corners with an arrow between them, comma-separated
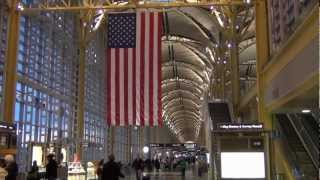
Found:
32,161 -> 39,172
46,154 -> 58,180
27,160 -> 40,180
180,158 -> 187,178
132,156 -> 144,180
0,159 -> 8,179
4,154 -> 18,180
154,158 -> 160,171
144,159 -> 152,172
102,154 -> 124,180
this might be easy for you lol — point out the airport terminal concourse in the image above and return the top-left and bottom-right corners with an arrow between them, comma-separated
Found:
0,0 -> 318,179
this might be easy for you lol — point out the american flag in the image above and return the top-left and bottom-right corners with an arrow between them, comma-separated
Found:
106,12 -> 163,127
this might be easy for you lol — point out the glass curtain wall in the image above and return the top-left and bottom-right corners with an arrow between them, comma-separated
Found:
131,127 -> 140,161
83,30 -> 107,162
15,10 -> 77,171
0,0 -> 148,171
0,0 -> 8,115
268,0 -> 317,53
113,127 -> 140,163
114,127 -> 128,163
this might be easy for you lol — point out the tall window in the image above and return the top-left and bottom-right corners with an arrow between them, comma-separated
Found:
83,30 -> 107,161
0,1 -> 8,114
15,12 -> 76,171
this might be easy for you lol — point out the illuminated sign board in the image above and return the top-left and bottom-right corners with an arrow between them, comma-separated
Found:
184,143 -> 196,149
149,143 -> 197,149
216,123 -> 263,131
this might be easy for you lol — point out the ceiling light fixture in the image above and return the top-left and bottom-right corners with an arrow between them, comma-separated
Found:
143,146 -> 149,154
98,9 -> 104,14
214,10 -> 224,27
301,109 -> 311,113
92,10 -> 105,31
17,2 -> 24,11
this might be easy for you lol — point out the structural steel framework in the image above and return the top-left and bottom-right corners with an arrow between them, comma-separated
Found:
3,0 -> 258,145
19,0 -> 250,12
0,0 -> 142,170
0,0 -> 315,176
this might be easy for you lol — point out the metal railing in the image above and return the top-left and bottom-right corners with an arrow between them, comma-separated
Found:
287,114 -> 319,168
275,116 -> 303,179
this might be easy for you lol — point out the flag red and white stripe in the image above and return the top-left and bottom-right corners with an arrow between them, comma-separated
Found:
106,11 -> 163,127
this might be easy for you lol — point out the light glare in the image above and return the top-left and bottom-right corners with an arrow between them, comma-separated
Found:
301,109 -> 311,113
143,146 -> 149,154
221,152 -> 265,178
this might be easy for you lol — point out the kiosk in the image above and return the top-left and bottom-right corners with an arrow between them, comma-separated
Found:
212,123 -> 268,180
208,101 -> 269,180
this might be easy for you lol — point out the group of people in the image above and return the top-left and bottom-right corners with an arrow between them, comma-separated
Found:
0,154 -> 18,180
0,153 -> 59,180
95,154 -> 125,180
95,155 -> 160,180
26,154 -> 58,180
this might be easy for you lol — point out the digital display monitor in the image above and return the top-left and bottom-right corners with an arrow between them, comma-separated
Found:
221,152 -> 265,179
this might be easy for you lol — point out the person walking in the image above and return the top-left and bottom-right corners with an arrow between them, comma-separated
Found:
102,154 -> 124,180
27,161 -> 40,180
132,156 -> 144,180
0,159 -> 8,180
198,159 -> 205,177
179,159 -> 187,178
46,154 -> 58,180
154,158 -> 160,172
144,159 -> 152,172
4,154 -> 18,180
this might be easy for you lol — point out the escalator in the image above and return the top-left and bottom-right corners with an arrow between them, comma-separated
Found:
275,114 -> 318,179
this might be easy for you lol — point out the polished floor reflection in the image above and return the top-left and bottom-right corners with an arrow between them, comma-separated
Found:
124,170 -> 210,180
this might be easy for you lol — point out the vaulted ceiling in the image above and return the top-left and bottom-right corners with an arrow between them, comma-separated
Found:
159,6 -> 256,142
33,0 -> 257,142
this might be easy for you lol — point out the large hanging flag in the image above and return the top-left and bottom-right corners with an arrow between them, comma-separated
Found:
106,11 -> 163,127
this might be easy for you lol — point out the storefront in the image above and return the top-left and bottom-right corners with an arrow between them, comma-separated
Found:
0,122 -> 17,157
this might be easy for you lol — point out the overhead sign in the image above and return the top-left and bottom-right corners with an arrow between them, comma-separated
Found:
149,143 -> 196,148
216,123 -> 263,131
184,143 -> 196,149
